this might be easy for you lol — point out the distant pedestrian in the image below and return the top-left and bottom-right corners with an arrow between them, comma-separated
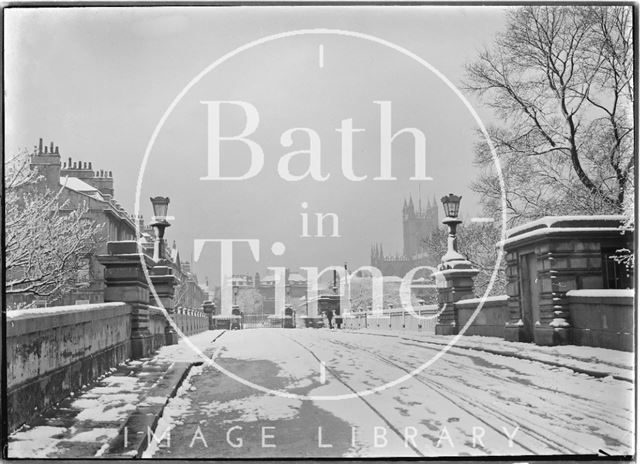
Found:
326,308 -> 334,329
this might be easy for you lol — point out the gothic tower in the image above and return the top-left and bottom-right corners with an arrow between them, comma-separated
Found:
402,194 -> 439,258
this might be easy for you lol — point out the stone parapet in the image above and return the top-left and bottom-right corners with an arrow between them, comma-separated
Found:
6,303 -> 131,433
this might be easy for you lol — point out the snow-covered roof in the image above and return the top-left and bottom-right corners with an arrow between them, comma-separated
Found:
60,176 -> 105,201
288,273 -> 306,282
59,177 -> 137,232
506,215 -> 626,238
500,215 -> 629,248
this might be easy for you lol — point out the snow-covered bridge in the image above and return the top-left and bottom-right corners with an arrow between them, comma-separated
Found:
9,328 -> 634,459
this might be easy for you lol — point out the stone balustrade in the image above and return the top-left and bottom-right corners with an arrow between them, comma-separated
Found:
342,305 -> 439,333
343,290 -> 633,353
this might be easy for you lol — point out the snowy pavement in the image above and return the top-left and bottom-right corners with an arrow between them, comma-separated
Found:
144,329 -> 634,458
7,331 -> 224,458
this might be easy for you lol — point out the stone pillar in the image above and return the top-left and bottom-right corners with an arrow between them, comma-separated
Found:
202,300 -> 216,330
98,241 -> 155,359
150,265 -> 180,345
503,250 -> 525,342
435,260 -> 479,336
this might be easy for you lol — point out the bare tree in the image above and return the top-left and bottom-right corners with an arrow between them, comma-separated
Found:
349,278 -> 422,311
5,151 -> 102,307
466,6 -> 633,226
422,223 -> 507,298
237,288 -> 264,314
172,273 -> 207,310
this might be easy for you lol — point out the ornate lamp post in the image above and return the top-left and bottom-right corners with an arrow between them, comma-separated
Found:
150,196 -> 170,263
440,193 -> 466,263
148,196 -> 179,344
434,193 -> 478,336
233,284 -> 239,306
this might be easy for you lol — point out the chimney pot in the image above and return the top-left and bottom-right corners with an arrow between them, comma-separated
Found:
50,142 -> 54,152
109,171 -> 112,177
44,146 -> 48,154
88,162 -> 92,169
38,138 -> 43,153
55,146 -> 59,154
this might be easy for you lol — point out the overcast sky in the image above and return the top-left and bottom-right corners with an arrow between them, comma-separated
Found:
5,6 -> 508,285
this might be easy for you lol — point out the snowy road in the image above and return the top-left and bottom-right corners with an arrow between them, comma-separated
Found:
145,329 -> 634,458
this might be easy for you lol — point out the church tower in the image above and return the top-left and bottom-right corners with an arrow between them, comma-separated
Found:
402,193 -> 439,258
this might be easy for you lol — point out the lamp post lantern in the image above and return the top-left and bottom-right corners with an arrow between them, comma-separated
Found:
233,284 -> 239,306
440,193 -> 466,263
150,196 -> 171,263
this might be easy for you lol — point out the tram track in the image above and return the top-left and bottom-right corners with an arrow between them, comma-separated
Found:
397,340 -> 634,437
334,329 -> 632,431
280,332 -> 424,457
315,335 -> 544,454
360,333 -> 634,433
321,334 -> 629,454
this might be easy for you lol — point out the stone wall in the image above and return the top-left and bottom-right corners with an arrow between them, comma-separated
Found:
567,289 -> 634,352
7,301 -> 211,433
456,296 -> 510,338
6,303 -> 131,432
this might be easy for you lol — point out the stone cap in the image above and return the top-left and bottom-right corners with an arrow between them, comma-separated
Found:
499,215 -> 630,249
7,303 -> 130,337
566,289 -> 634,303
98,240 -> 155,267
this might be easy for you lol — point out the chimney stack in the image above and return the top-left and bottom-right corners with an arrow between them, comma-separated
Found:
30,138 -> 61,191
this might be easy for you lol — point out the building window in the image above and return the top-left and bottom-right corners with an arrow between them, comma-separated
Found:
602,248 -> 633,289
